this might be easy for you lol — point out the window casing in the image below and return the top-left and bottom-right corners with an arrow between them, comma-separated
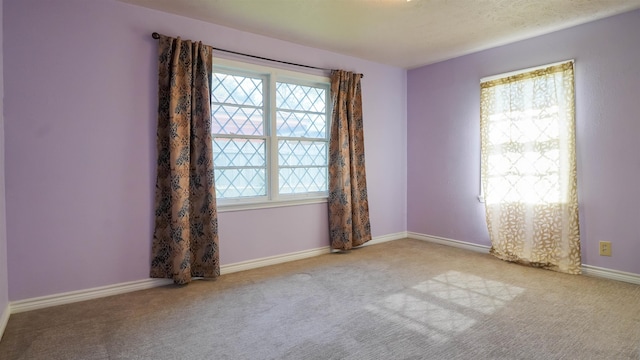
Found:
211,58 -> 331,211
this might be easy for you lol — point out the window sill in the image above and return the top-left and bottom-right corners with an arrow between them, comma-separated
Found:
217,197 -> 328,213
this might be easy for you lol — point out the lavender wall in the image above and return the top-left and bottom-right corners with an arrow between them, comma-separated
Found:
0,0 -> 10,318
3,0 -> 407,301
408,10 -> 640,274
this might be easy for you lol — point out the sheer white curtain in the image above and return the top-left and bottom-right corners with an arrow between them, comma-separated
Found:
480,61 -> 581,274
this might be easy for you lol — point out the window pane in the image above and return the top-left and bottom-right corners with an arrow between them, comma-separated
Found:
481,62 -> 574,206
214,168 -> 266,198
276,111 -> 326,138
212,105 -> 263,136
275,82 -> 329,196
213,138 -> 265,167
278,140 -> 327,166
212,73 -> 262,106
279,167 -> 327,194
276,82 -> 325,112
211,64 -> 330,202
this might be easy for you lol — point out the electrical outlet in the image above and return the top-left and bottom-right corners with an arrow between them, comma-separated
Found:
599,241 -> 612,256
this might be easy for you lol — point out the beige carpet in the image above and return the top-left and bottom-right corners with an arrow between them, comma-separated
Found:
1,238 -> 639,359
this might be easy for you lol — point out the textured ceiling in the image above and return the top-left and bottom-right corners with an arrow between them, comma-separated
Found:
121,0 -> 640,69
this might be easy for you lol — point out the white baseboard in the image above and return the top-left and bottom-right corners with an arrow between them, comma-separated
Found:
10,278 -> 174,314
220,246 -> 331,275
14,232 -> 636,316
8,232 -> 403,314
222,232 -> 407,273
0,303 -> 9,340
364,231 -> 408,246
581,265 -> 640,285
408,232 -> 491,253
409,231 -> 640,286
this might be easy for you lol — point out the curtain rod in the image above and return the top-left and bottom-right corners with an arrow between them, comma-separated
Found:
151,32 -> 363,78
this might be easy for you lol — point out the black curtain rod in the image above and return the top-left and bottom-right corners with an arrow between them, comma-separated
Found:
151,32 -> 363,78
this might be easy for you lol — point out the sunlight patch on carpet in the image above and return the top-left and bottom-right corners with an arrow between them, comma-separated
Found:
365,271 -> 525,342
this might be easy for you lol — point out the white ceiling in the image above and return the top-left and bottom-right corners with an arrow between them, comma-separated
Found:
121,0 -> 640,69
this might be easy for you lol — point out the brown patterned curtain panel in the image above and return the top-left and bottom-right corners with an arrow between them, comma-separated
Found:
151,35 -> 220,284
328,70 -> 372,250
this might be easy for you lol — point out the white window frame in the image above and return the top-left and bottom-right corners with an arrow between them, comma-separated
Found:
212,58 -> 331,212
477,59 -> 575,203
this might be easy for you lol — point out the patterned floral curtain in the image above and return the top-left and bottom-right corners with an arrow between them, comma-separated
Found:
328,70 -> 372,250
480,61 -> 580,274
150,35 -> 220,284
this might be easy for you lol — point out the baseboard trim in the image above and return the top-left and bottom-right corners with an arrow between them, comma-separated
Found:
221,232 -> 407,273
0,303 -> 9,340
581,265 -> 640,285
364,231 -> 408,246
10,278 -> 174,314
20,233 -> 636,315
220,246 -> 331,275
409,231 -> 640,285
8,232 -> 404,314
408,232 -> 491,253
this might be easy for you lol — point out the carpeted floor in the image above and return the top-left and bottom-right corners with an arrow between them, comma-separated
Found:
1,238 -> 639,359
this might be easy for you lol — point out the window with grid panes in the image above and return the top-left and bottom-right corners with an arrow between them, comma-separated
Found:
211,59 -> 330,208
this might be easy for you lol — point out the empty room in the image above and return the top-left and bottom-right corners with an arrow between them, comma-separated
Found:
0,0 -> 639,359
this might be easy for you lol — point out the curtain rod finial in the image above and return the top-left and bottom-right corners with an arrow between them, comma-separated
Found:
152,32 -> 160,39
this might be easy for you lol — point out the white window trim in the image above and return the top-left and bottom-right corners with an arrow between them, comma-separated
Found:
480,59 -> 574,83
217,197 -> 328,213
477,59 -> 575,203
212,58 -> 331,211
